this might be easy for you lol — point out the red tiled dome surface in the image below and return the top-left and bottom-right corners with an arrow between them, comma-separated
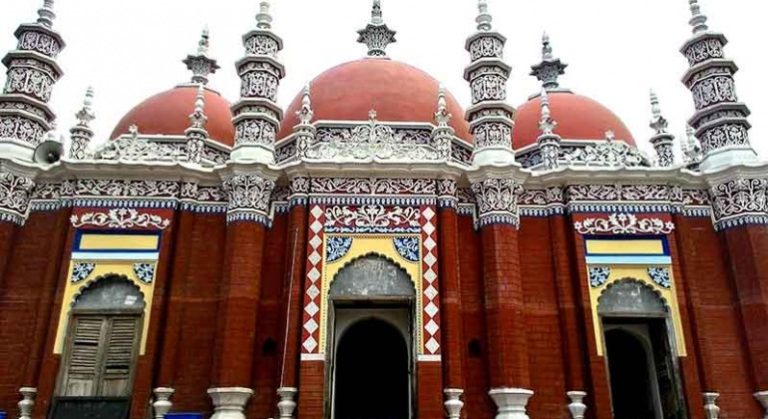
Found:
513,92 -> 635,149
278,59 -> 472,142
111,86 -> 235,146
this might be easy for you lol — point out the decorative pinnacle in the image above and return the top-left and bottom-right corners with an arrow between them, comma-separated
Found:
198,26 -> 211,56
688,0 -> 709,34
476,0 -> 493,31
357,0 -> 397,57
649,89 -> 669,135
37,0 -> 55,28
189,85 -> 208,130
183,27 -> 220,85
256,1 -> 273,30
605,130 -> 616,142
684,125 -> 702,157
75,86 -> 96,127
435,84 -> 452,128
297,83 -> 314,125
530,32 -> 568,90
538,89 -> 557,136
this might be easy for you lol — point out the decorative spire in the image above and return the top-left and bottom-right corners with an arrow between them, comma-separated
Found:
294,83 -> 316,158
182,27 -> 220,85
185,85 -> 208,163
37,0 -> 56,28
231,1 -> 285,163
530,32 -> 568,91
681,0 -> 755,169
435,85 -> 452,128
432,84 -> 454,160
357,0 -> 397,57
476,0 -> 493,31
648,90 -> 675,167
69,87 -> 96,160
537,89 -> 561,170
688,0 -> 709,34
682,125 -> 703,164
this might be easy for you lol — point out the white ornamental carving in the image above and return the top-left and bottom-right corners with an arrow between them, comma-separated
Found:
310,177 -> 436,195
305,111 -> 439,161
709,178 -> 768,227
0,115 -> 47,145
95,126 -> 185,161
471,178 -> 524,226
71,208 -> 171,230
574,213 -> 675,235
325,205 -> 421,232
0,171 -> 35,218
223,174 -> 275,214
564,133 -> 646,167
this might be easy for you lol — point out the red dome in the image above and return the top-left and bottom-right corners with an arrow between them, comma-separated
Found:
111,86 -> 235,146
278,59 -> 472,142
513,92 -> 635,149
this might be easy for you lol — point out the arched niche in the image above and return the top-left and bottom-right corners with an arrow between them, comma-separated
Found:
330,254 -> 415,302
597,278 -> 668,317
73,275 -> 146,312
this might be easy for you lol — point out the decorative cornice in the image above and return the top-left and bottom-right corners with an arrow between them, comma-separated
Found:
471,177 -> 524,228
223,173 -> 275,225
708,176 -> 768,231
574,213 -> 675,235
0,170 -> 35,225
70,208 -> 171,230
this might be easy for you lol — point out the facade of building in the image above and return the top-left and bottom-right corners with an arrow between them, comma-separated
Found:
0,0 -> 767,418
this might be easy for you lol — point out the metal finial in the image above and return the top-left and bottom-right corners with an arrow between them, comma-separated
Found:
357,0 -> 397,57
189,85 -> 208,130
649,89 -> 669,135
37,0 -> 56,28
75,86 -> 96,126
688,0 -> 709,34
197,26 -> 210,56
297,82 -> 314,125
435,84 -> 452,128
538,89 -> 557,136
476,0 -> 493,31
256,1 -> 273,30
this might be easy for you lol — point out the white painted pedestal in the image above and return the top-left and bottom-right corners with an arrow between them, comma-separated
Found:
207,387 -> 253,419
488,387 -> 534,419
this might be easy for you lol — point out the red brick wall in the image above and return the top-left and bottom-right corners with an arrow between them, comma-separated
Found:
457,215 -> 495,419
297,360 -> 326,419
437,207 -> 465,391
518,217 -> 567,417
0,222 -> 17,290
0,210 -> 70,415
416,361 -> 444,419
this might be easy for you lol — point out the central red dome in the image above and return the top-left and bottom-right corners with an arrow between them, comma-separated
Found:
278,59 -> 472,142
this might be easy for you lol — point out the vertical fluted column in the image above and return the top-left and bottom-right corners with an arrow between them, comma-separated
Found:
0,0 -> 64,161
230,1 -> 285,164
209,173 -> 275,419
681,0 -> 756,169
464,0 -> 516,166
470,176 -> 533,419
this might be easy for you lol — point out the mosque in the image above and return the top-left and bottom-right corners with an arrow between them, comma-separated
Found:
0,0 -> 767,418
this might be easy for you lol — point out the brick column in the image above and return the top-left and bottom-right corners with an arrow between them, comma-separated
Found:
0,169 -> 34,289
210,173 -> 275,418
437,179 -> 467,416
471,177 -> 533,417
0,221 -> 17,288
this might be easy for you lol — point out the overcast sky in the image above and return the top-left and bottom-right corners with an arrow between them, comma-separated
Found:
1,0 -> 765,158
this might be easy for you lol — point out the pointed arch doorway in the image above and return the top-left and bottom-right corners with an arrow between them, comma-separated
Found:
328,255 -> 415,419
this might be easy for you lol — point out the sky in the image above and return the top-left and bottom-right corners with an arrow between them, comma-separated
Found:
0,0 -> 765,158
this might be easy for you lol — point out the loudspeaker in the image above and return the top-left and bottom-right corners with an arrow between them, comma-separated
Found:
33,139 -> 63,164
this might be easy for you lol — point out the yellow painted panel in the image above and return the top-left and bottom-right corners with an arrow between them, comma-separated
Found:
79,234 -> 159,251
586,239 -> 664,255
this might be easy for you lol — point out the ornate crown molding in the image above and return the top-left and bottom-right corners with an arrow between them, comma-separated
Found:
70,208 -> 171,230
223,173 -> 275,225
471,177 -> 524,228
574,213 -> 675,235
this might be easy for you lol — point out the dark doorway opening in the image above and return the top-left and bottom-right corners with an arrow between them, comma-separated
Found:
334,318 -> 409,419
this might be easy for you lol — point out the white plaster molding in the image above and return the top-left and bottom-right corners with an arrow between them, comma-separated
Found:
566,391 -> 587,419
207,387 -> 253,419
488,387 -> 534,419
152,387 -> 175,419
70,208 -> 171,230
574,213 -> 675,235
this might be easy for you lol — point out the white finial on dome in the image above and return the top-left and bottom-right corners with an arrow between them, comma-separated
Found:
189,85 -> 208,130
256,1 -> 273,30
649,89 -> 669,135
542,32 -> 553,60
183,27 -> 220,85
476,0 -> 493,31
357,0 -> 397,57
37,0 -> 55,28
605,130 -> 616,142
297,82 -> 314,125
538,89 -> 557,136
198,26 -> 211,56
435,84 -> 452,128
75,86 -> 96,127
531,31 -> 568,91
688,0 -> 709,34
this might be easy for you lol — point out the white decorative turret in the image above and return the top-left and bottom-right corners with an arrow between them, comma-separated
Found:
68,86 -> 95,160
357,0 -> 397,58
183,27 -> 220,86
185,85 -> 208,163
230,1 -> 285,163
681,0 -> 756,169
537,89 -> 561,170
530,32 -> 568,92
0,0 -> 66,161
432,85 -> 455,160
293,83 -> 315,158
648,90 -> 675,167
464,0 -> 516,166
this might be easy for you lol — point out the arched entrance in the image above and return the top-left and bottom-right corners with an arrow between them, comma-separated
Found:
335,318 -> 409,419
598,279 -> 687,419
329,255 -> 415,419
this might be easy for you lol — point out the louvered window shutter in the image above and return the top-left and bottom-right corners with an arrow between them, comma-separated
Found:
100,316 -> 140,397
62,317 -> 107,396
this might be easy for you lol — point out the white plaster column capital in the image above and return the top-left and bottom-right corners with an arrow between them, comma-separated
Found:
153,387 -> 175,419
276,387 -> 298,419
488,387 -> 534,419
444,388 -> 464,419
566,390 -> 587,419
207,387 -> 254,419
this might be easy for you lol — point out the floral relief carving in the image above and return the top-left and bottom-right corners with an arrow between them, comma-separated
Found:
311,178 -> 436,196
326,236 -> 353,263
325,205 -> 421,234
589,267 -> 611,288
564,137 -> 647,167
574,213 -> 675,235
71,208 -> 171,230
71,263 -> 96,283
223,174 -> 275,214
0,115 -> 47,145
709,178 -> 768,228
471,178 -> 524,226
647,267 -> 671,289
